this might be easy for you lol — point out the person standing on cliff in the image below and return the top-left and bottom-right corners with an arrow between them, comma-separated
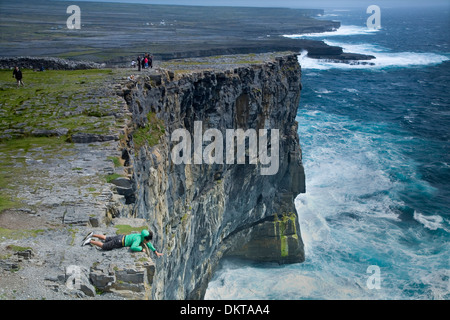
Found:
82,229 -> 163,257
141,54 -> 146,70
137,56 -> 142,71
144,56 -> 149,69
12,66 -> 24,87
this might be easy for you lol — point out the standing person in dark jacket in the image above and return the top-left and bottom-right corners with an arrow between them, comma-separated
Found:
137,56 -> 142,71
13,66 -> 24,87
141,55 -> 146,70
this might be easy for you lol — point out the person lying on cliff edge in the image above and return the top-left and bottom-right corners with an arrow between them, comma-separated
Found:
81,229 -> 163,257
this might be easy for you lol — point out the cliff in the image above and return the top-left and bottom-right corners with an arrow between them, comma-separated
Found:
121,53 -> 306,299
0,53 -> 305,300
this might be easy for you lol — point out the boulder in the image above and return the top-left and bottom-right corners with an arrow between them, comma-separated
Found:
62,206 -> 90,226
90,264 -> 115,291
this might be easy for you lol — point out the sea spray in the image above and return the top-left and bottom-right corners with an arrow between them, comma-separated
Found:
206,6 -> 449,300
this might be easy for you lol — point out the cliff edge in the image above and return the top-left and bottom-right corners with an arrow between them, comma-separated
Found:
121,52 -> 306,299
0,52 -> 305,300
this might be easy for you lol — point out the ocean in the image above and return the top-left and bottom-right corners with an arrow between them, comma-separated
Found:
205,5 -> 449,300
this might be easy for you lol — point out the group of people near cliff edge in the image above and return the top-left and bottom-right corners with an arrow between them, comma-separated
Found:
134,53 -> 153,71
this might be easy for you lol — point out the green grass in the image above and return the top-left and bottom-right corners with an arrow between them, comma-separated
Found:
0,68 -> 112,104
107,156 -> 122,168
0,68 -> 130,211
0,197 -> 18,213
105,173 -> 122,183
6,245 -> 32,252
0,227 -> 45,241
114,224 -> 148,235
132,112 -> 165,150
0,68 -> 119,141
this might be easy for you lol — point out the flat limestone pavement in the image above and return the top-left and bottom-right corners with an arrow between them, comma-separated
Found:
0,66 -> 157,300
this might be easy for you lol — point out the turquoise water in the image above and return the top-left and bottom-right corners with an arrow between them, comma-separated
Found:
206,6 -> 449,300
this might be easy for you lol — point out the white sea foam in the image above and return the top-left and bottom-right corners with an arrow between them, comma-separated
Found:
317,13 -> 340,18
297,44 -> 449,70
287,24 -> 449,70
205,15 -> 449,299
413,211 -> 448,231
283,25 -> 379,39
207,111 -> 419,300
314,88 -> 333,94
205,108 -> 449,300
292,110 -> 448,299
294,111 -> 405,252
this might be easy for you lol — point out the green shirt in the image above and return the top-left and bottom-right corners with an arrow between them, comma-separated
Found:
124,233 -> 156,252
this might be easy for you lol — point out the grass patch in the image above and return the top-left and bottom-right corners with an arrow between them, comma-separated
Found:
6,245 -> 32,252
114,224 -> 147,235
107,156 -> 122,168
132,112 -> 165,150
0,68 -> 119,141
0,227 -> 45,241
0,197 -> 19,213
0,66 -> 128,211
105,173 -> 122,183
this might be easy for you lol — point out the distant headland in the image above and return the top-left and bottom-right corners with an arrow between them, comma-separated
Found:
0,0 -> 374,66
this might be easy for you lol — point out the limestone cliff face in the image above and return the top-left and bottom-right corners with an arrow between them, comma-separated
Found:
122,54 -> 305,299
